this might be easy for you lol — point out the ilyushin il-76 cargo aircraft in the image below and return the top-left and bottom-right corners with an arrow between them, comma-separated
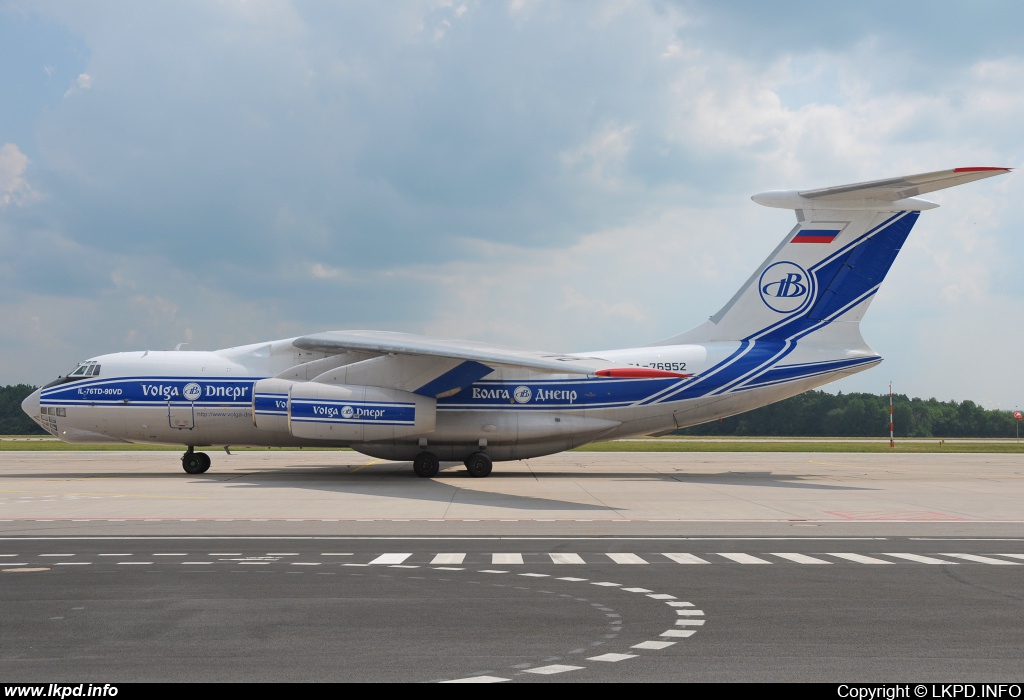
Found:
22,167 -> 1010,478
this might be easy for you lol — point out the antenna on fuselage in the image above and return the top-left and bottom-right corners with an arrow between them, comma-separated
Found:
174,343 -> 188,351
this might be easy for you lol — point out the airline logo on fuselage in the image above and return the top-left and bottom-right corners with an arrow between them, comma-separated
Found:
758,261 -> 813,314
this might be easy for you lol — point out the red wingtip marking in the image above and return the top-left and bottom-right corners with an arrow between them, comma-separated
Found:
953,167 -> 1012,172
596,368 -> 693,379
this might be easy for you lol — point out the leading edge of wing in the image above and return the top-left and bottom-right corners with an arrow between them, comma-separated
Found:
293,330 -> 688,378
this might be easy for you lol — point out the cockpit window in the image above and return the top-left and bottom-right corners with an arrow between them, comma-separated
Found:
45,361 -> 101,387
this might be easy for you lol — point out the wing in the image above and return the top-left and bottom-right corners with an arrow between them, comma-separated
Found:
287,330 -> 690,399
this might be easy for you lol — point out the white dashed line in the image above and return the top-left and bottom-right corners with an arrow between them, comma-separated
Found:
632,641 -> 675,650
182,562 -> 213,565
590,582 -> 621,587
369,553 -> 412,565
441,676 -> 510,684
117,562 -> 153,566
522,665 -> 584,675
771,553 -> 832,564
827,553 -> 893,565
717,553 -> 772,564
431,553 -> 466,565
667,602 -> 695,607
606,553 -> 647,564
662,553 -> 709,564
54,562 -> 91,566
586,653 -> 637,662
621,587 -> 652,593
940,553 -> 1021,565
674,619 -> 705,626
549,553 -> 586,564
556,577 -> 588,582
996,554 -> 1024,561
518,573 -> 549,578
659,629 -> 696,638
492,553 -> 524,565
884,553 -> 959,565
675,609 -> 704,616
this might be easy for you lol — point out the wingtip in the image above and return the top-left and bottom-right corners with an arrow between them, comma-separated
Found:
953,166 -> 1012,173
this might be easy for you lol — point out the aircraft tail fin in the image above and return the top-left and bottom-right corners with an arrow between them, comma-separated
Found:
659,167 -> 1010,346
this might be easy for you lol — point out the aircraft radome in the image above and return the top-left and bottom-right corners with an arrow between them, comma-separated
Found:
22,167 -> 1011,478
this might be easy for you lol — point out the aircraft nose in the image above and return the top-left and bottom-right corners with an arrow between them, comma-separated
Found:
21,388 -> 41,419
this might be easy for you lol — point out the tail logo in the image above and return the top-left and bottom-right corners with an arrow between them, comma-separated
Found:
759,261 -> 813,314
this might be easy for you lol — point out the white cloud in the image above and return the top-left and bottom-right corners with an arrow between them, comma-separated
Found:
0,144 -> 39,209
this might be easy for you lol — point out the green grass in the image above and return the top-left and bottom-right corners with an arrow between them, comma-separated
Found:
2,435 -> 1022,453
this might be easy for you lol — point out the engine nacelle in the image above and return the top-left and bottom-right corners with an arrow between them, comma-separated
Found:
252,378 -> 294,433
290,382 -> 435,442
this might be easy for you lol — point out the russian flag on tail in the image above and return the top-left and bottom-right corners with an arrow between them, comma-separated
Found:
791,227 -> 842,244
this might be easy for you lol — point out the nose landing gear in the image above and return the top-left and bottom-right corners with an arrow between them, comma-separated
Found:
181,446 -> 211,474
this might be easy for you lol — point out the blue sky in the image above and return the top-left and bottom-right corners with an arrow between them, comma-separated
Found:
1,0 -> 1022,409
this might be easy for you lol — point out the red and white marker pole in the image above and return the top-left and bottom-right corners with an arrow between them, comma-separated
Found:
889,382 -> 894,448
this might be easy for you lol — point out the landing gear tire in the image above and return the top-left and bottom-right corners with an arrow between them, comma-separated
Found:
182,450 -> 211,474
412,452 -> 440,478
464,452 -> 492,478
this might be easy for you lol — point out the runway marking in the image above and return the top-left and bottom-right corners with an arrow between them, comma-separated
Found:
659,629 -> 696,638
674,620 -> 705,626
996,554 -> 1024,561
478,569 -> 508,574
441,676 -> 511,683
117,562 -> 152,566
591,582 -> 621,587
549,553 -> 585,564
940,553 -> 1021,565
717,553 -> 772,564
492,553 -> 524,565
2,567 -> 48,572
153,553 -> 186,556
291,562 -> 321,566
675,609 -> 704,616
522,665 -> 583,675
606,553 -> 647,564
621,587 -> 652,593
40,554 -> 74,557
182,562 -> 212,565
884,553 -> 959,565
54,562 -> 90,565
518,573 -> 549,578
587,653 -> 636,662
98,553 -> 132,557
827,553 -> 893,565
369,553 -> 412,565
557,577 -> 587,582
662,553 -> 710,564
771,553 -> 832,564
667,602 -> 695,607
431,553 -> 466,565
648,593 -> 676,599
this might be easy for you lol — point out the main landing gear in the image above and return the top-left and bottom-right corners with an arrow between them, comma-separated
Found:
181,446 -> 211,475
411,450 -> 493,478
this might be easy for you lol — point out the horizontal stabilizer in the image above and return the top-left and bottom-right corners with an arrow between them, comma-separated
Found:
752,167 -> 1010,211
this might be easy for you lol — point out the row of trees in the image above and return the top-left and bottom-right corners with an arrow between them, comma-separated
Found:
0,384 -> 1020,438
676,390 -> 1022,438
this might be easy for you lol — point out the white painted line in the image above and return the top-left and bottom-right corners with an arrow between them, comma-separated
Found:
182,562 -> 213,565
996,554 -> 1024,561
647,594 -> 676,600
586,653 -> 637,662
291,563 -> 321,566
676,609 -> 705,616
432,567 -> 465,571
674,620 -> 705,626
621,587 -> 652,594
431,553 -> 466,565
209,553 -> 241,556
441,676 -> 510,684
771,552 -> 832,564
607,553 -> 648,564
557,577 -> 588,582
549,553 -> 585,564
717,553 -> 772,564
153,554 -> 187,557
266,553 -> 299,556
98,554 -> 132,557
884,553 -> 960,565
940,553 -> 1021,565
54,562 -> 91,566
590,581 -> 621,587
632,641 -> 675,650
659,629 -> 696,638
342,563 -> 369,567
662,553 -> 710,564
117,562 -> 153,566
1,563 -> 27,566
369,553 -> 412,565
238,562 -> 271,565
388,565 -> 419,569
827,553 -> 894,565
492,553 -> 524,565
0,555 -> 18,557
40,554 -> 74,557
522,665 -> 584,675
519,573 -> 550,578
478,570 -> 508,574
321,553 -> 353,557
667,601 -> 695,607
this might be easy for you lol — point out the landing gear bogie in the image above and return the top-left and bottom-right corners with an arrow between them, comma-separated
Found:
181,447 -> 211,474
464,451 -> 492,478
412,452 -> 440,478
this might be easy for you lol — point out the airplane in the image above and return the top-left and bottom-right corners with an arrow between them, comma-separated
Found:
21,166 -> 1010,478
